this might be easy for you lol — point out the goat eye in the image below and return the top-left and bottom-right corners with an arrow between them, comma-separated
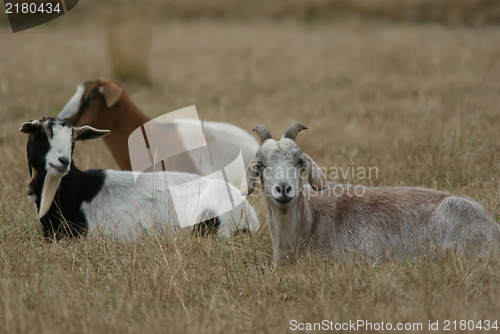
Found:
296,160 -> 304,166
257,162 -> 265,169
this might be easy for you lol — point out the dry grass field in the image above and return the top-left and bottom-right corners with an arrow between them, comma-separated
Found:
1,1 -> 500,333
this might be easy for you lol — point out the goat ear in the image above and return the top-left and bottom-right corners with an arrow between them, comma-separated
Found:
99,82 -> 123,108
240,159 -> 259,196
20,120 -> 39,134
304,153 -> 326,191
75,125 -> 110,141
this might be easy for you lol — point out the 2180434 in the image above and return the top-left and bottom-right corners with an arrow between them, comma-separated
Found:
5,2 -> 62,14
443,320 -> 498,331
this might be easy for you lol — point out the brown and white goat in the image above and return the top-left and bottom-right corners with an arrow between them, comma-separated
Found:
242,123 -> 500,262
57,79 -> 259,174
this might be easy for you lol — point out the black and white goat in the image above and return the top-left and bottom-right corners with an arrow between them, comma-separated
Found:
21,117 -> 259,240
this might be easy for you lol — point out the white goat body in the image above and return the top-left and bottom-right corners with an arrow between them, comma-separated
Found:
83,170 -> 257,239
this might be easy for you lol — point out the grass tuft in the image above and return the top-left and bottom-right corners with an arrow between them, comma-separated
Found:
103,2 -> 153,84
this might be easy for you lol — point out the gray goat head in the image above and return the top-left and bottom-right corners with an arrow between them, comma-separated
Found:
242,123 -> 326,208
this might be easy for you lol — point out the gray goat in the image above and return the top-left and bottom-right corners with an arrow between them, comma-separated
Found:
242,123 -> 500,262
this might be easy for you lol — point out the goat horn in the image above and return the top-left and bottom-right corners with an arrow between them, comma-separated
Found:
253,124 -> 272,143
283,123 -> 308,141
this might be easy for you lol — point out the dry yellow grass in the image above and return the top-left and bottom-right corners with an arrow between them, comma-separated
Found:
0,12 -> 500,334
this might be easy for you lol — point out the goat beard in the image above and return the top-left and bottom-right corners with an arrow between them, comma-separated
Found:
38,173 -> 63,218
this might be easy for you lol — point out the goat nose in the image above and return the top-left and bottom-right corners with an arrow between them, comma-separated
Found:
275,183 -> 293,195
273,182 -> 294,203
58,156 -> 70,167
